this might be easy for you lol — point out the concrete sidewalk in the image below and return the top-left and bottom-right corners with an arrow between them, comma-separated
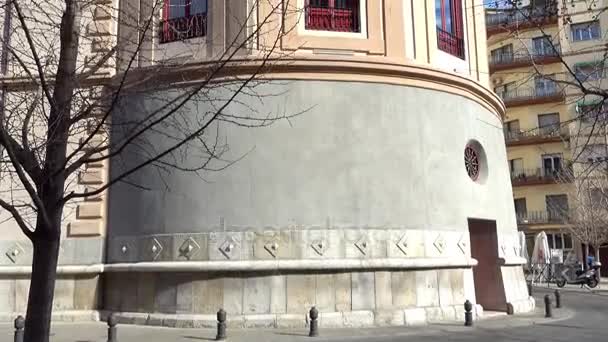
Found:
0,303 -> 572,342
532,277 -> 608,295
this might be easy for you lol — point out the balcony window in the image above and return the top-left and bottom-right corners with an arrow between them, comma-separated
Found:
546,194 -> 569,222
532,35 -> 556,56
305,0 -> 361,33
435,0 -> 465,59
534,75 -> 557,96
490,44 -> 513,64
571,21 -> 600,42
160,0 -> 207,44
574,61 -> 604,81
537,113 -> 560,134
542,153 -> 562,175
504,119 -> 520,140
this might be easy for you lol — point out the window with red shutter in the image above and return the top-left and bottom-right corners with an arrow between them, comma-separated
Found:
159,0 -> 207,44
305,0 -> 361,33
435,0 -> 465,59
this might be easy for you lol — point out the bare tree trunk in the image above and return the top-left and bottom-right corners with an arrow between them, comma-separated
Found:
23,234 -> 60,342
584,244 -> 590,271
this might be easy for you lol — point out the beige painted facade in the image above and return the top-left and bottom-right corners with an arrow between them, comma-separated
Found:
486,0 -> 608,262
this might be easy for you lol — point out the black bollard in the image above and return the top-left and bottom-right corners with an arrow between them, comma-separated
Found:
554,289 -> 561,308
544,294 -> 552,318
309,306 -> 319,337
464,300 -> 473,327
14,316 -> 24,342
107,314 -> 117,342
506,303 -> 514,315
527,282 -> 533,296
216,309 -> 227,341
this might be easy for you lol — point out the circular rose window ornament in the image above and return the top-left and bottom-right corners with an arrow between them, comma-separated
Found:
464,145 -> 480,181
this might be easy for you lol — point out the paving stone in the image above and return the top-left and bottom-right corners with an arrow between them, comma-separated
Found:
286,274 -> 315,314
352,272 -> 375,310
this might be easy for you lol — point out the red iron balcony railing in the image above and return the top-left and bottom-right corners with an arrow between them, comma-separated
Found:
305,3 -> 360,32
159,12 -> 207,44
436,27 -> 465,59
510,167 -> 572,187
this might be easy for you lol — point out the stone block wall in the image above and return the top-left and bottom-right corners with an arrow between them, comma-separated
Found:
103,268 -> 474,328
0,275 -> 101,321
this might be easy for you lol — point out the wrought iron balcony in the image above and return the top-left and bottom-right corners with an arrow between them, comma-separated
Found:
504,126 -> 569,146
516,210 -> 569,225
510,167 -> 572,187
498,87 -> 564,107
305,2 -> 360,32
436,27 -> 465,59
485,3 -> 558,37
489,47 -> 560,72
159,13 -> 207,44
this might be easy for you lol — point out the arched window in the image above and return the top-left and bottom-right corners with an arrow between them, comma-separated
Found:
435,0 -> 465,59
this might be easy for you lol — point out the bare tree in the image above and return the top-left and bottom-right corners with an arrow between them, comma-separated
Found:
551,163 -> 608,267
0,1 -> 302,341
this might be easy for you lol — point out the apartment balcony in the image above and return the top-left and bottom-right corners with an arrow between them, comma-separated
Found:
510,167 -> 572,187
486,4 -> 558,38
437,27 -> 465,59
305,2 -> 360,33
159,13 -> 207,44
516,210 -> 568,226
489,48 -> 561,73
498,87 -> 565,107
504,126 -> 569,147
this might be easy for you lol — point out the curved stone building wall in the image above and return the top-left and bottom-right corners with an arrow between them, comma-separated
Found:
0,0 -> 532,326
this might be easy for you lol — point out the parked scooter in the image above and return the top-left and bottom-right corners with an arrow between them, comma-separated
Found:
556,261 -> 601,288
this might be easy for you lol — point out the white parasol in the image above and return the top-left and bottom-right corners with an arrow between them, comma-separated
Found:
531,231 -> 551,265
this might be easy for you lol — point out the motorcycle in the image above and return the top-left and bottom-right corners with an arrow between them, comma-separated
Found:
556,261 -> 601,288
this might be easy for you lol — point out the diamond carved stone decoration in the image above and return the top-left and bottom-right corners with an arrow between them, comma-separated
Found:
433,234 -> 446,254
264,240 -> 280,258
457,235 -> 468,255
311,239 -> 328,256
5,243 -> 24,263
395,234 -> 409,256
178,237 -> 200,260
150,238 -> 163,261
354,235 -> 369,256
500,243 -> 507,256
219,236 -> 238,260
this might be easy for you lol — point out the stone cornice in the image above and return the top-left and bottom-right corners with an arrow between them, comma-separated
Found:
0,257 -> 478,275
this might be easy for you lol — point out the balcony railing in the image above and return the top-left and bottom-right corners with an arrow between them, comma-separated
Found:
498,87 -> 564,107
510,167 -> 572,187
305,3 -> 360,32
436,27 -> 465,59
485,4 -> 558,37
504,126 -> 569,146
159,13 -> 207,44
489,47 -> 560,71
516,210 -> 569,225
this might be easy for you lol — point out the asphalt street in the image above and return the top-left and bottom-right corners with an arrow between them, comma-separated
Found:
0,287 -> 606,342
